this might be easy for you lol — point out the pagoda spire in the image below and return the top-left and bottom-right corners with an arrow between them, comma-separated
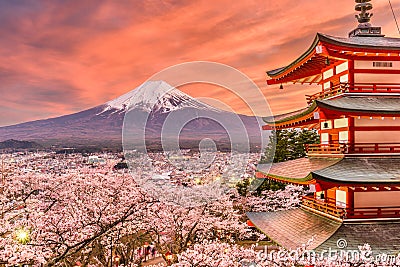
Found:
349,0 -> 383,37
355,0 -> 373,24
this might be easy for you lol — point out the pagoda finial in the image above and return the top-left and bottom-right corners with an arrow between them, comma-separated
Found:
349,0 -> 383,37
355,0 -> 373,24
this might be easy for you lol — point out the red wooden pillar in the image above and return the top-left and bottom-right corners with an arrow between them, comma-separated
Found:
348,60 -> 354,87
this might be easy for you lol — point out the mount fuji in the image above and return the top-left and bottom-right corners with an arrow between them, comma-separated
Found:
0,81 -> 264,150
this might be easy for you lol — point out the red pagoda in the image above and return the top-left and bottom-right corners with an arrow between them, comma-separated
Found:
248,0 -> 400,254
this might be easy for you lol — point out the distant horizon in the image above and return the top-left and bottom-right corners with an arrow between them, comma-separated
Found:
0,0 -> 399,126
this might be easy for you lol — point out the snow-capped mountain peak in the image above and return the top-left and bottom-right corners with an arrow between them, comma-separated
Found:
103,80 -> 220,113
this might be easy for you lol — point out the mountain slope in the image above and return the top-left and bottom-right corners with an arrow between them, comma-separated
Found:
0,81 -> 263,150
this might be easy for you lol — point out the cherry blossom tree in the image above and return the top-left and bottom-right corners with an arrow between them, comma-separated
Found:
170,240 -> 260,267
142,187 -> 247,264
242,184 -> 306,213
0,160 -> 152,266
3,153 -> 388,267
0,155 -> 250,266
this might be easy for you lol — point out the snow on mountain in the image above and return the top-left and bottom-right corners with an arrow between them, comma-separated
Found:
103,80 -> 221,114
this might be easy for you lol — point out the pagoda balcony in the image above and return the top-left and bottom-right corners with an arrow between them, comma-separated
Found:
306,83 -> 400,105
301,196 -> 345,219
305,144 -> 344,155
305,143 -> 400,156
346,207 -> 400,219
302,196 -> 400,220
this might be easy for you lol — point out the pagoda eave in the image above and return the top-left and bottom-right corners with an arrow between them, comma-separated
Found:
256,171 -> 316,185
266,33 -> 400,85
312,157 -> 400,184
263,102 -> 319,129
316,97 -> 400,116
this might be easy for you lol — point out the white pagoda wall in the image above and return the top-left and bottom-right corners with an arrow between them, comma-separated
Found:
354,191 -> 400,208
354,60 -> 400,70
354,73 -> 400,84
354,117 -> 400,143
354,131 -> 400,143
353,60 -> 400,84
355,117 -> 400,127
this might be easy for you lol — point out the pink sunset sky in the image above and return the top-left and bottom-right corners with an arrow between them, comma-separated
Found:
0,0 -> 399,126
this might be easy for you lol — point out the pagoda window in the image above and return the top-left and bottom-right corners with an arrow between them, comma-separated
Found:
323,81 -> 331,90
336,190 -> 347,208
323,68 -> 334,80
339,74 -> 349,83
339,131 -> 349,143
321,133 -> 330,144
334,118 -> 348,128
336,62 -> 348,73
321,120 -> 332,130
373,62 -> 393,68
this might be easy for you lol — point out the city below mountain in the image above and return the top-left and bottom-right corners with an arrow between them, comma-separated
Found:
0,81 -> 264,151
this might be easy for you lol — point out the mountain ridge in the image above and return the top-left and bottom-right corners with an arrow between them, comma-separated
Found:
0,81 -> 264,150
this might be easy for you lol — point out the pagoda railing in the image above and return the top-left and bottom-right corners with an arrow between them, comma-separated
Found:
306,83 -> 400,104
346,206 -> 400,219
345,143 -> 400,154
301,196 -> 346,219
305,144 -> 344,155
302,196 -> 400,219
306,84 -> 348,104
306,143 -> 400,155
348,83 -> 400,94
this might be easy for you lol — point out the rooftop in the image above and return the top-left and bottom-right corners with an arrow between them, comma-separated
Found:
313,157 -> 400,184
266,33 -> 400,85
247,208 -> 341,250
248,209 -> 400,254
317,94 -> 400,115
258,158 -> 341,184
318,221 -> 400,255
264,93 -> 400,126
258,157 -> 400,185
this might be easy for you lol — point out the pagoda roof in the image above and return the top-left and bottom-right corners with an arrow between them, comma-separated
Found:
257,157 -> 341,184
248,209 -> 400,254
316,94 -> 400,115
247,208 -> 341,250
258,157 -> 400,185
263,104 -> 315,124
317,221 -> 400,255
320,34 -> 400,50
263,95 -> 400,128
264,107 -> 310,123
267,33 -> 400,84
263,102 -> 317,126
313,157 -> 400,184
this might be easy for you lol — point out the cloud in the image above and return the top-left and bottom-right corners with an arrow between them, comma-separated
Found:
0,0 -> 398,126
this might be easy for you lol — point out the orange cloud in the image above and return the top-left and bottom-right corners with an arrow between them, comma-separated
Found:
0,0 -> 399,126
